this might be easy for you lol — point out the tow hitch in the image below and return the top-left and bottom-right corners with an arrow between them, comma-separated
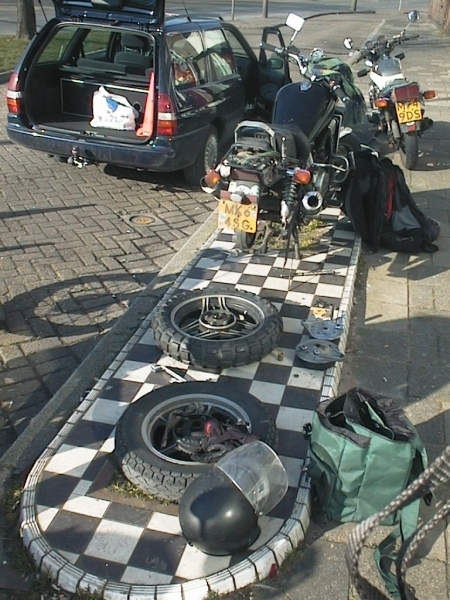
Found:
67,146 -> 90,168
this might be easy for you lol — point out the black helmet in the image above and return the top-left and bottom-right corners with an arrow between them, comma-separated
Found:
179,467 -> 260,556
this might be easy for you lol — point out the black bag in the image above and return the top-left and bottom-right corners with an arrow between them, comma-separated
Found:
341,150 -> 439,254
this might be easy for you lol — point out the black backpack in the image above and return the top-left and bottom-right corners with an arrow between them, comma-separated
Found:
341,150 -> 439,253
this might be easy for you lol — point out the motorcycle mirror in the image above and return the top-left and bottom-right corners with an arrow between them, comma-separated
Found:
408,10 -> 420,22
286,13 -> 305,33
267,57 -> 285,70
343,37 -> 353,50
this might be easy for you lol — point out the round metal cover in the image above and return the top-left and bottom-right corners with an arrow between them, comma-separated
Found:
302,314 -> 345,341
129,214 -> 154,225
295,339 -> 345,370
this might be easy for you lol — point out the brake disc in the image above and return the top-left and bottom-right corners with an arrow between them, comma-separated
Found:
295,339 -> 345,370
302,312 -> 345,341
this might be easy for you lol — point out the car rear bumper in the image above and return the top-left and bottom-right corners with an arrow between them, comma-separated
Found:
6,123 -> 206,172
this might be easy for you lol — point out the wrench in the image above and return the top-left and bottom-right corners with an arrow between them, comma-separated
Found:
150,363 -> 187,383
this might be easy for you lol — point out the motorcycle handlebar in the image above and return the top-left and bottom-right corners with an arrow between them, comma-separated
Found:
260,41 -> 286,55
332,84 -> 350,103
404,34 -> 420,41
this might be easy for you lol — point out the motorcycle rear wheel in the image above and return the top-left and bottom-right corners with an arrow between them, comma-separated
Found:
115,382 -> 277,502
399,131 -> 419,170
235,221 -> 272,252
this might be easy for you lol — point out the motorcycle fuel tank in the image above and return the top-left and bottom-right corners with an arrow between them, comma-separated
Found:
272,81 -> 335,141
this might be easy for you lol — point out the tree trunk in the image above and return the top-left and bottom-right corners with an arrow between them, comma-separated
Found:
17,0 -> 37,40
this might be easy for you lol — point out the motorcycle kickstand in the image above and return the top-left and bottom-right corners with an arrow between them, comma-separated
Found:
284,222 -> 301,264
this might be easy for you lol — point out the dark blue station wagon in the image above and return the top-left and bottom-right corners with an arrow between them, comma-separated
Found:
6,0 -> 288,184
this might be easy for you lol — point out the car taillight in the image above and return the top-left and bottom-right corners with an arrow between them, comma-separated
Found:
392,83 -> 420,103
157,93 -> 177,136
6,72 -> 24,115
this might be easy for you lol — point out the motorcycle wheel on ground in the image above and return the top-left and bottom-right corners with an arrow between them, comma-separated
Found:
115,382 -> 278,502
151,286 -> 283,371
399,131 -> 419,170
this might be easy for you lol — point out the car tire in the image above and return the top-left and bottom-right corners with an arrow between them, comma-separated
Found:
183,125 -> 219,185
115,381 -> 278,502
151,285 -> 283,371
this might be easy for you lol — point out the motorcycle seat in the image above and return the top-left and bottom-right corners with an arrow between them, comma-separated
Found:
271,124 -> 311,163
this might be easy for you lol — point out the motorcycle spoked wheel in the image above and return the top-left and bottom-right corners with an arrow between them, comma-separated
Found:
151,286 -> 283,371
114,382 -> 278,502
399,131 -> 419,170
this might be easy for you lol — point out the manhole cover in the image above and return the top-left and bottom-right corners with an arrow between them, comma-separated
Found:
129,214 -> 155,226
120,212 -> 163,228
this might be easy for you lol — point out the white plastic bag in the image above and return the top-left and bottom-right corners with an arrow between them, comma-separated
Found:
90,86 -> 139,131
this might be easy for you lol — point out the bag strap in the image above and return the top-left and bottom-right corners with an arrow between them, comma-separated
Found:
373,443 -> 428,600
346,445 -> 447,600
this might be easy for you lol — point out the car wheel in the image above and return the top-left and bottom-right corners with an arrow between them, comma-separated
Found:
115,381 -> 278,502
151,285 -> 283,371
183,125 -> 219,185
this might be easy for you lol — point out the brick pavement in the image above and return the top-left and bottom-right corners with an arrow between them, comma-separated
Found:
0,103 -> 217,456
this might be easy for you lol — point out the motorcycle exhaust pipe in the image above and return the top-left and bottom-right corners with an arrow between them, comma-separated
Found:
302,191 -> 323,215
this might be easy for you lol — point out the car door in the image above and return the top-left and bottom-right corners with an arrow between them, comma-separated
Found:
257,26 -> 291,120
201,27 -> 246,143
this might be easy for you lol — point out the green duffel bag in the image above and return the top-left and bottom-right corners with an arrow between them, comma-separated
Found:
307,387 -> 428,524
306,388 -> 430,599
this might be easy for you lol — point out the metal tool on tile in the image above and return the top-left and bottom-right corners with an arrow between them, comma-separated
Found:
150,363 -> 187,383
302,312 -> 345,341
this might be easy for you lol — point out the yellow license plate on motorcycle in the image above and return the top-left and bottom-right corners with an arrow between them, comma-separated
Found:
396,100 -> 422,124
218,199 -> 258,233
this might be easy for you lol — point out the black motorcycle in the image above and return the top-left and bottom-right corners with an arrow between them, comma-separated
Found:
202,13 -> 366,257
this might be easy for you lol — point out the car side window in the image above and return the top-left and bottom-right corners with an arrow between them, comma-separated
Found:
35,25 -> 81,64
203,29 -> 236,82
222,28 -> 252,61
168,32 -> 206,88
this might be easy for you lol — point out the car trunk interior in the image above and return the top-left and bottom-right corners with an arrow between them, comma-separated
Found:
25,61 -> 153,143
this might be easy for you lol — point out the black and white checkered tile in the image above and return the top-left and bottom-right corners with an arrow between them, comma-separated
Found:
20,209 -> 360,599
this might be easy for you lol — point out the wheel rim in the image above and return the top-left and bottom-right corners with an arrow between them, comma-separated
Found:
170,292 -> 265,340
204,134 -> 218,173
141,394 -> 253,465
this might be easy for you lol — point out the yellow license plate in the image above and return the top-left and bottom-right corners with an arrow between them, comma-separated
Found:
218,199 -> 258,233
396,100 -> 422,124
